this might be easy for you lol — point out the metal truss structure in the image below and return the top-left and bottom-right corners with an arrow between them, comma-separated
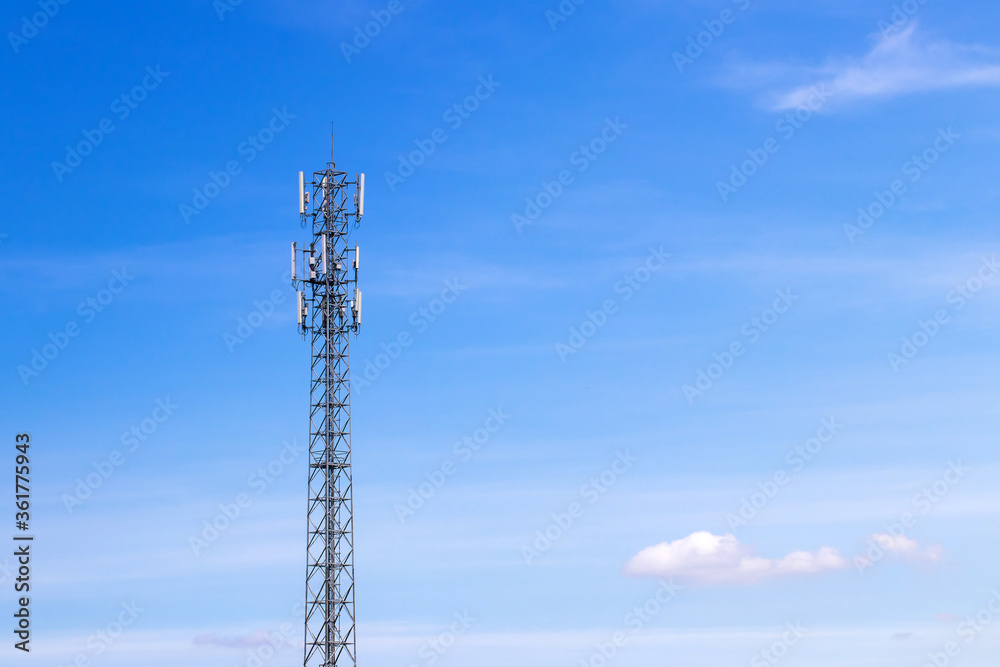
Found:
291,153 -> 365,667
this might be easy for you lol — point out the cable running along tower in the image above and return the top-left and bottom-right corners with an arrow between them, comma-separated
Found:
291,143 -> 365,667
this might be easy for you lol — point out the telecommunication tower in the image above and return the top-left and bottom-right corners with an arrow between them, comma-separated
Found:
291,142 -> 365,667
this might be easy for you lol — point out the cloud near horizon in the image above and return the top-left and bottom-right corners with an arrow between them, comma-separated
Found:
626,531 -> 947,586
624,532 -> 848,586
193,630 -> 287,649
768,24 -> 1000,110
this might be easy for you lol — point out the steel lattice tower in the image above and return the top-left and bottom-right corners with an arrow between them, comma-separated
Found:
292,151 -> 365,667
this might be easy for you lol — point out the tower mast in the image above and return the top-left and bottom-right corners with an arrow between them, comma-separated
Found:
292,146 -> 365,667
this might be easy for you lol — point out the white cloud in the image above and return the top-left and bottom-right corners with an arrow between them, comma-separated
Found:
770,24 -> 1000,111
869,533 -> 944,563
624,532 -> 848,586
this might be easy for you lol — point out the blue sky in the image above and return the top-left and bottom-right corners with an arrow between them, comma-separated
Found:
2,0 -> 1000,665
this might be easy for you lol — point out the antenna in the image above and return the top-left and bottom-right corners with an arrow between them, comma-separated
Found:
358,173 -> 365,217
291,242 -> 297,280
331,122 -> 335,163
299,171 -> 305,215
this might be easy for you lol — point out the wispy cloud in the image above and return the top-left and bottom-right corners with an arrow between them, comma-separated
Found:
868,532 -> 944,563
768,24 -> 1000,110
193,631 -> 284,649
623,531 -> 847,586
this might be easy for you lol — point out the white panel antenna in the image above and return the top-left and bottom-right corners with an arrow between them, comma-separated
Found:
299,171 -> 305,214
